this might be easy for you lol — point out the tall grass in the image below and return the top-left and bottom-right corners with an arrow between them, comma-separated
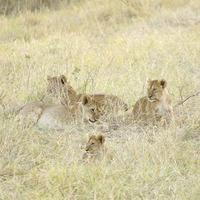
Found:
0,0 -> 192,16
0,0 -> 80,15
1,0 -> 200,198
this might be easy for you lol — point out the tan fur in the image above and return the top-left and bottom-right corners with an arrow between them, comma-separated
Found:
17,95 -> 105,129
47,75 -> 69,106
132,78 -> 174,125
82,133 -> 113,163
47,75 -> 128,115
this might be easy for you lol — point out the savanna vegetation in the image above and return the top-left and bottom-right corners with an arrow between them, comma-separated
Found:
1,0 -> 200,199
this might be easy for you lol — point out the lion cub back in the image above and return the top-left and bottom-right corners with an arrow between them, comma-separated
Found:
47,74 -> 128,116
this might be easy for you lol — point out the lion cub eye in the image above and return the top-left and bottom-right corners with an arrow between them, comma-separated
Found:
91,109 -> 95,112
153,88 -> 156,91
91,143 -> 94,145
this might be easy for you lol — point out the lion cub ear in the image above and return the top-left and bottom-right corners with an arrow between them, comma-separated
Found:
158,79 -> 167,88
146,78 -> 152,85
82,95 -> 92,106
87,133 -> 93,139
47,75 -> 52,82
96,134 -> 105,144
100,100 -> 106,107
59,75 -> 67,85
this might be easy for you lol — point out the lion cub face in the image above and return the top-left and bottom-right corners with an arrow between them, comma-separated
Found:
82,95 -> 105,124
147,78 -> 167,102
84,133 -> 105,155
82,133 -> 112,163
47,75 -> 67,94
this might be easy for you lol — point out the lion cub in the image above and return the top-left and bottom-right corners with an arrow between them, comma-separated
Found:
47,75 -> 69,106
47,75 -> 128,115
82,133 -> 113,163
16,95 -> 105,129
133,78 -> 174,125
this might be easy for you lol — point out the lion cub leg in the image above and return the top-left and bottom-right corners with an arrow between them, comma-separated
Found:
96,120 -> 110,132
163,107 -> 174,125
94,120 -> 118,132
146,107 -> 158,125
83,122 -> 109,132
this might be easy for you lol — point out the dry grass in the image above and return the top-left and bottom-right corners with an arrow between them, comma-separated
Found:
1,0 -> 200,199
0,0 -> 71,15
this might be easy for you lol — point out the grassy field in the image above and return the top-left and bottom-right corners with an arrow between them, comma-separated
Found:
1,0 -> 200,199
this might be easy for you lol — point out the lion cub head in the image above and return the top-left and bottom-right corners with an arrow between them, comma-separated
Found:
47,75 -> 67,94
82,133 -> 112,162
147,78 -> 167,102
81,95 -> 105,124
47,75 -> 69,105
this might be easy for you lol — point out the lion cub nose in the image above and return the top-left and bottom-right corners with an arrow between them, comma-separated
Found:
86,149 -> 89,152
148,95 -> 152,99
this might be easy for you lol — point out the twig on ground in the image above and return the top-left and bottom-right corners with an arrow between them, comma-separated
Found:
175,91 -> 200,107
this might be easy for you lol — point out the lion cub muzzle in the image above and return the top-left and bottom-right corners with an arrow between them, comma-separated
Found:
148,95 -> 156,102
88,119 -> 97,123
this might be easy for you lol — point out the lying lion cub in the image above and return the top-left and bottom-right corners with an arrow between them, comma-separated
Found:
16,95 -> 105,129
47,75 -> 128,115
133,78 -> 174,125
82,133 -> 113,163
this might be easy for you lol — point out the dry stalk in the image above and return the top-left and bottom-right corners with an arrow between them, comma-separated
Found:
176,91 -> 200,107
